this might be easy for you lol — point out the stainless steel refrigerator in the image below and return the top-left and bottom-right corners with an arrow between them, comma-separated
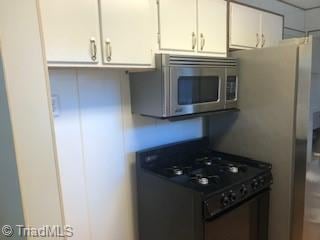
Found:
208,36 -> 320,240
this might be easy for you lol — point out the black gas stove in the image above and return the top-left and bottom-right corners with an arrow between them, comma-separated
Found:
136,138 -> 272,240
152,151 -> 271,195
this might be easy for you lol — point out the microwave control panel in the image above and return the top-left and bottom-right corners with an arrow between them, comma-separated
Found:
226,76 -> 238,101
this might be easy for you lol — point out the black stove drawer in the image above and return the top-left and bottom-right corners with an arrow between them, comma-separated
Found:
204,190 -> 270,240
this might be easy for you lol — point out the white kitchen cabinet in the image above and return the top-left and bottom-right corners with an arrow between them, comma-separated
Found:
230,2 -> 283,49
198,0 -> 227,54
39,0 -> 153,66
99,0 -> 153,65
157,0 -> 197,52
39,0 -> 101,64
230,3 -> 261,49
261,12 -> 283,48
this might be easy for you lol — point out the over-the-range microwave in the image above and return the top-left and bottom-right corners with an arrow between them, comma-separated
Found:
129,54 -> 239,118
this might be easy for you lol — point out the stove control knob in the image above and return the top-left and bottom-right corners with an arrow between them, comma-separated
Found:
229,191 -> 237,202
221,194 -> 230,207
240,185 -> 248,196
259,177 -> 265,186
252,179 -> 259,190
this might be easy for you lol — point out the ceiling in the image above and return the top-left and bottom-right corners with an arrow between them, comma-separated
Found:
280,0 -> 320,9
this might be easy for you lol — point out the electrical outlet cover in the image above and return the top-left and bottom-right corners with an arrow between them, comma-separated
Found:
51,94 -> 60,117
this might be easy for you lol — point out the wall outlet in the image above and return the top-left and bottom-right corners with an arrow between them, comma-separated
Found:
51,95 -> 60,117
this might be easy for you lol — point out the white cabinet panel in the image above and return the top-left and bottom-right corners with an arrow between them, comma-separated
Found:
77,70 -> 134,240
99,0 -> 152,65
230,3 -> 261,49
50,70 -> 91,240
261,12 -> 283,48
198,0 -> 227,54
39,0 -> 100,64
158,0 -> 197,51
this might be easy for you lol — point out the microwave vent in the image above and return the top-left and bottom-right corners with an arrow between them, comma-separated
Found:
167,55 -> 237,67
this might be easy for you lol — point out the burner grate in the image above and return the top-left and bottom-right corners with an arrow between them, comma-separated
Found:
189,169 -> 221,186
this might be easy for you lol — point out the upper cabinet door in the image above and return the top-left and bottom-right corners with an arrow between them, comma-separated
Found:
158,0 -> 197,51
100,0 -> 152,65
198,0 -> 227,54
39,0 -> 100,64
230,3 -> 261,49
261,12 -> 283,48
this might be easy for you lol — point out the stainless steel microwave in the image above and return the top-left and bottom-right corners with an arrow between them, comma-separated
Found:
130,54 -> 239,118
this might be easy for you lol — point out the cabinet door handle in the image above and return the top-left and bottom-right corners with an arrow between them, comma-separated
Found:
261,34 -> 266,48
256,33 -> 260,48
105,39 -> 112,62
90,38 -> 97,61
200,33 -> 205,51
192,32 -> 196,50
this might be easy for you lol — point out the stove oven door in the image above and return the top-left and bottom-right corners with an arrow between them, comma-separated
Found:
204,190 -> 270,240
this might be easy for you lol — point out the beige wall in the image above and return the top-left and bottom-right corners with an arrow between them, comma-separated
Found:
305,8 -> 320,32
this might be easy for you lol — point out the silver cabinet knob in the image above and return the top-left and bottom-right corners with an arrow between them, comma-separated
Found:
256,33 -> 260,48
105,39 -> 112,62
200,33 -> 205,51
90,37 -> 97,61
261,34 -> 266,48
192,32 -> 196,50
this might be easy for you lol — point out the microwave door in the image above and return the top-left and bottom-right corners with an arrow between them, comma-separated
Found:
170,67 -> 226,116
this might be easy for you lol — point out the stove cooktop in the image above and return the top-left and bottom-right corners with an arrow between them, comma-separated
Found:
152,152 -> 270,194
